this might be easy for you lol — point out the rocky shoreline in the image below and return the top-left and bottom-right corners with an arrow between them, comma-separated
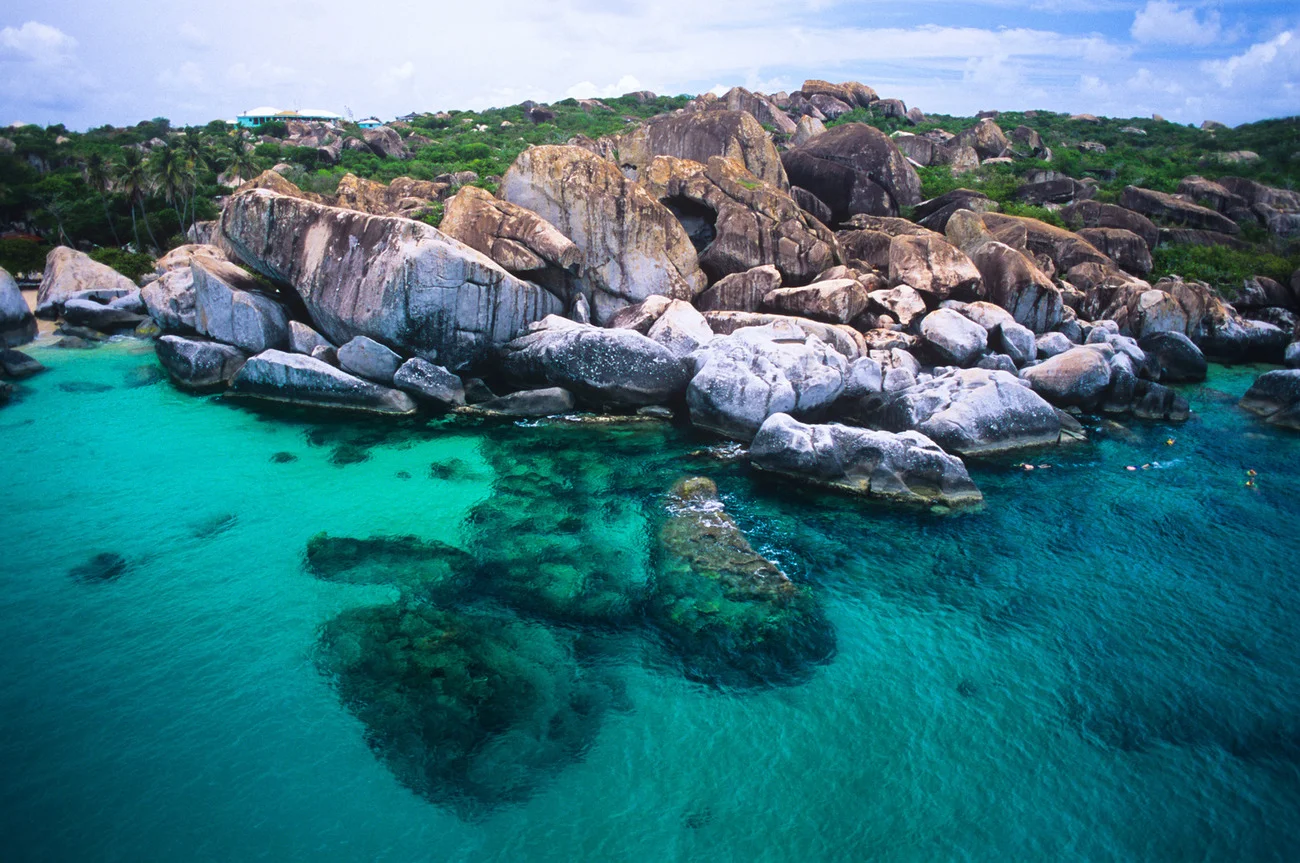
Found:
5,81 -> 1300,497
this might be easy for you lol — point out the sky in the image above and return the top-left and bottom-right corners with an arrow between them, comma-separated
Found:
1,0 -> 1297,130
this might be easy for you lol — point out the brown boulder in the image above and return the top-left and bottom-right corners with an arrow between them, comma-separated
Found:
781,123 -> 922,222
887,234 -> 981,300
1120,186 -> 1241,235
710,87 -> 797,134
1077,227 -> 1153,276
334,173 -> 447,218
641,155 -> 839,285
953,119 -> 1009,160
617,110 -> 788,190
361,126 -> 408,160
945,211 -> 1063,333
762,279 -> 868,324
499,145 -> 706,323
234,170 -> 324,204
1061,200 -> 1159,249
697,265 -> 783,313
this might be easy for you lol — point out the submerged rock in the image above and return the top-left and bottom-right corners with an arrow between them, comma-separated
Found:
306,532 -> 476,595
68,551 -> 128,582
750,413 -> 983,507
648,476 -> 834,687
317,601 -> 620,817
228,350 -> 418,415
1239,370 -> 1300,430
1,348 -> 45,379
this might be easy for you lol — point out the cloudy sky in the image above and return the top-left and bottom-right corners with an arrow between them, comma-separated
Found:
1,0 -> 1297,130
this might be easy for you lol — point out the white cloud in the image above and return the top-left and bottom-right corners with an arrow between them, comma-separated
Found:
566,75 -> 645,99
0,21 -> 77,62
1130,1 -> 1221,47
1203,30 -> 1298,88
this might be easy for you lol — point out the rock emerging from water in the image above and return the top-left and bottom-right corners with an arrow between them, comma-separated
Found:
1239,370 -> 1300,430
0,267 -> 36,347
155,335 -> 248,390
229,350 -> 418,415
750,413 -> 983,507
649,476 -> 834,686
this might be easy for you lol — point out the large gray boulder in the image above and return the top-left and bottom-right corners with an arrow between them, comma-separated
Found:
337,335 -> 402,384
192,257 -> 289,353
229,349 -> 418,415
289,320 -> 333,354
142,267 -> 197,332
1239,370 -> 1300,430
221,189 -> 563,370
61,298 -> 147,332
472,387 -> 575,417
155,335 -> 248,390
762,279 -> 868,325
616,110 -> 789,190
919,308 -> 988,366
749,413 -> 983,507
0,267 -> 37,347
499,146 -> 706,324
888,233 -> 981,300
864,368 -> 1063,456
500,317 -> 690,406
1021,347 -> 1112,406
697,265 -> 783,313
35,247 -> 136,316
1120,185 -> 1241,235
392,357 -> 465,407
646,300 -> 712,359
686,323 -> 847,440
1138,331 -> 1207,382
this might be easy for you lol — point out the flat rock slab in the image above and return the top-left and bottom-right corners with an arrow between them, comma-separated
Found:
229,349 -> 417,415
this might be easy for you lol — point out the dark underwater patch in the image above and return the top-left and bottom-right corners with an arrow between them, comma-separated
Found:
69,551 -> 128,582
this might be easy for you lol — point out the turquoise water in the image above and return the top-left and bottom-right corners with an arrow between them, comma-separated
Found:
2,339 -> 1299,862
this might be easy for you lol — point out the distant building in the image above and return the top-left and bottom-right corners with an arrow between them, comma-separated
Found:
356,117 -> 384,129
235,107 -> 344,128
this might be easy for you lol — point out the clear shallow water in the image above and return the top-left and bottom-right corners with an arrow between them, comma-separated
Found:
2,339 -> 1299,862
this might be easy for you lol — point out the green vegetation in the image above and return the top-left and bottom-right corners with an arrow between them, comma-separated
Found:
1,95 -> 1295,297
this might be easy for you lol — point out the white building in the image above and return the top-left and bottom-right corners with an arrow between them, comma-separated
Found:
236,107 -> 344,128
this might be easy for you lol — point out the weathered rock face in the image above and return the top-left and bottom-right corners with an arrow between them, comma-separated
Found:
919,308 -> 988,366
702,311 -> 865,360
801,80 -> 877,109
762,279 -> 867,325
605,295 -> 673,333
35,247 -> 136,317
1120,186 -> 1240,235
617,110 -> 788,189
500,318 -> 690,406
914,189 -> 997,233
472,386 -> 575,417
234,169 -> 324,203
1061,200 -> 1159,250
499,146 -> 705,324
392,357 -> 465,407
982,213 -> 1111,274
61,298 -> 146,332
709,87 -> 797,135
155,335 -> 248,390
361,126 -> 408,160
289,320 -> 332,354
953,119 -> 1008,160
222,189 -> 563,370
1077,227 -> 1153,276
780,123 -> 922,222
750,413 -> 982,507
697,265 -> 782,313
334,173 -> 446,218
641,156 -> 839,286
888,234 -> 981,300
1238,276 -> 1298,312
1177,175 -> 1249,216
338,335 -> 402,384
0,267 -> 37,347
1021,347 -> 1112,406
440,185 -> 580,296
229,349 -> 418,414
155,244 -> 227,274
647,300 -> 713,359
868,284 -> 927,329
687,324 -> 848,440
946,211 -> 1063,333
1239,370 -> 1300,430
191,257 -> 290,353
863,367 -> 1063,456
1074,275 -> 1212,341
1138,331 -> 1207,382
142,267 -> 197,332
1200,315 -> 1290,363
792,116 -> 826,148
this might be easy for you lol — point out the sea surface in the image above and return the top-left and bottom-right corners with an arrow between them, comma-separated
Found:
2,338 -> 1298,862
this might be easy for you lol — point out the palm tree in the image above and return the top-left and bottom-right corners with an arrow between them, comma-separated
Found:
147,143 -> 194,235
115,147 -> 159,251
223,139 -> 260,186
81,152 -> 120,245
178,128 -> 212,229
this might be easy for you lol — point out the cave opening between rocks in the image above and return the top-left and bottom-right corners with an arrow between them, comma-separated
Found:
661,196 -> 717,254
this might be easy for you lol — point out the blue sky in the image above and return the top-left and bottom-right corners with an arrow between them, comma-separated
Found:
1,0 -> 1297,129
